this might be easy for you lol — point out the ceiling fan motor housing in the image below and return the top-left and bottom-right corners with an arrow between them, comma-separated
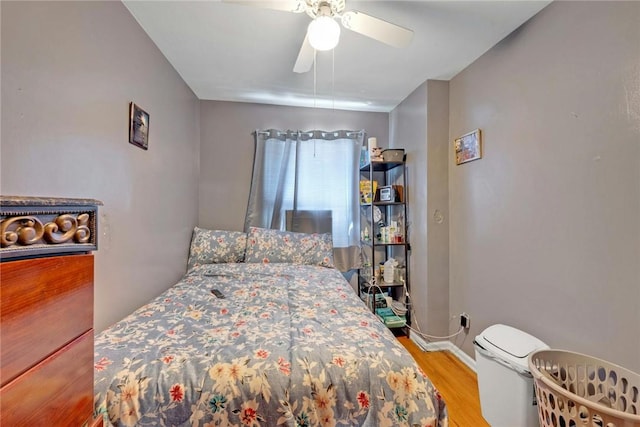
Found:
304,0 -> 346,19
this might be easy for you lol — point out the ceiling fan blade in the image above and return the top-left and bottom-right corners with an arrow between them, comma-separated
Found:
341,10 -> 413,48
293,34 -> 315,73
221,0 -> 306,13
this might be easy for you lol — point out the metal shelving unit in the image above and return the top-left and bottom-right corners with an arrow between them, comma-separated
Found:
358,159 -> 410,331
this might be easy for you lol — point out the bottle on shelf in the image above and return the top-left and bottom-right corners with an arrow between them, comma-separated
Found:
383,258 -> 398,284
361,226 -> 370,241
396,213 -> 405,243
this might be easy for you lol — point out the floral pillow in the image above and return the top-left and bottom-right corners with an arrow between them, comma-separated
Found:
244,227 -> 335,268
187,227 -> 247,271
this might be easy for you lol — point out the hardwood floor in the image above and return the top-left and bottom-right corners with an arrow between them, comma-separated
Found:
398,336 -> 490,427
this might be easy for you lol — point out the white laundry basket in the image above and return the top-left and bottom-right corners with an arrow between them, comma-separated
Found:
528,349 -> 640,427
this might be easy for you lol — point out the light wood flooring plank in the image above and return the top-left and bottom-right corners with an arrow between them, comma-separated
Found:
398,336 -> 490,427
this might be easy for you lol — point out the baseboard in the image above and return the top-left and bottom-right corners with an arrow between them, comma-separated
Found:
410,333 -> 477,372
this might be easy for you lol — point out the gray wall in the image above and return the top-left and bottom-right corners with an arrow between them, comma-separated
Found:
1,1 -> 201,332
199,101 -> 389,230
390,80 -> 450,338
449,1 -> 640,371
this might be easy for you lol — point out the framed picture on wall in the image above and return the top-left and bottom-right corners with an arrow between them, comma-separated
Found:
129,102 -> 149,150
454,129 -> 482,165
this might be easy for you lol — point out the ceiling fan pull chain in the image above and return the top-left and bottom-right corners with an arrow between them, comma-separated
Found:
332,48 -> 335,112
313,49 -> 317,110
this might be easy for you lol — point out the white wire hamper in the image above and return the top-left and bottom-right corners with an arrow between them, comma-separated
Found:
528,350 -> 640,427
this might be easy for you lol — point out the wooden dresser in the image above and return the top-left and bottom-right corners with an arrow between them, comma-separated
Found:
0,196 -> 103,426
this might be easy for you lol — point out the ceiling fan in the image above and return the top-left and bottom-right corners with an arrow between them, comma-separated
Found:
223,0 -> 414,73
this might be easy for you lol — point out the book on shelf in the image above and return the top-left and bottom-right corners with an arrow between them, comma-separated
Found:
359,180 -> 377,204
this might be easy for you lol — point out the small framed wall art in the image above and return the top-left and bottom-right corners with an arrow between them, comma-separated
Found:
454,129 -> 482,165
129,102 -> 149,150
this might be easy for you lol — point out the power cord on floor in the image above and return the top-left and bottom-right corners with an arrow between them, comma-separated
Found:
364,279 -> 467,342
408,324 -> 465,340
383,279 -> 467,342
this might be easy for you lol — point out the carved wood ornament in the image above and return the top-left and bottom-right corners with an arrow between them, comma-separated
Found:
0,196 -> 101,260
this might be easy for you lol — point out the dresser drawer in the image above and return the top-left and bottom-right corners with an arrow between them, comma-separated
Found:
0,330 -> 94,426
0,254 -> 94,386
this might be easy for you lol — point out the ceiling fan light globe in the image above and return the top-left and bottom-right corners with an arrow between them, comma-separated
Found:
307,16 -> 340,51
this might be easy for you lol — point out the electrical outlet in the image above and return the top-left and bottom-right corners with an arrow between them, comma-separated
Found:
460,313 -> 470,329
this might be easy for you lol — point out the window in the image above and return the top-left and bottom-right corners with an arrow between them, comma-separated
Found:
245,129 -> 364,270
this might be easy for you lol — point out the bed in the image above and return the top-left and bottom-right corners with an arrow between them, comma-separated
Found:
94,227 -> 448,426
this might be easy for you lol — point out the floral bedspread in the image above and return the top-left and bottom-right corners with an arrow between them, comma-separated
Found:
94,263 -> 448,426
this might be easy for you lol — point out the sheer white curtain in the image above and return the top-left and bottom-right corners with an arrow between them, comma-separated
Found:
245,129 -> 365,271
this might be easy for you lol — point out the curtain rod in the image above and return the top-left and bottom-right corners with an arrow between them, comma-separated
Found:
254,129 -> 365,138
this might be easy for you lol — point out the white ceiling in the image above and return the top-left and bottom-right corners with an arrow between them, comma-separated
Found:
124,0 -> 551,112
